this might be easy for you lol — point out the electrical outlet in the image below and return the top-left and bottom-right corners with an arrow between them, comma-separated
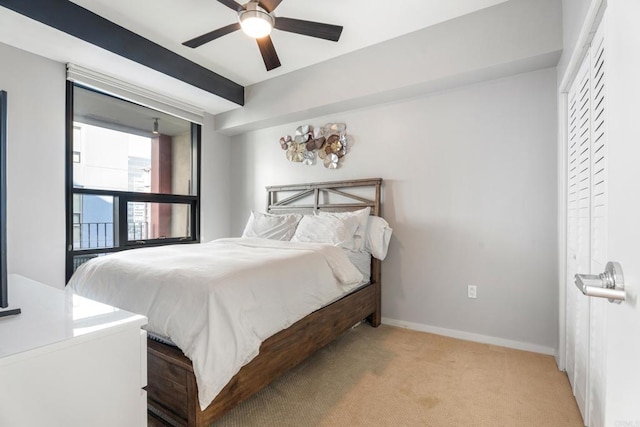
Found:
467,285 -> 477,299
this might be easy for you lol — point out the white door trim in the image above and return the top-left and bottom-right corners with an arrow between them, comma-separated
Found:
557,0 -> 606,372
559,0 -> 607,93
556,91 -> 567,370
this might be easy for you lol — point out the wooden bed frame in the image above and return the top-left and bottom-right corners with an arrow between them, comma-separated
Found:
146,178 -> 383,426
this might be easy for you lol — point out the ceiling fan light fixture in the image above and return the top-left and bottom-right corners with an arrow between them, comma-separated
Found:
239,3 -> 274,39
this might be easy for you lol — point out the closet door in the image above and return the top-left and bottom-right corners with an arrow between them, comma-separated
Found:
564,56 -> 580,396
569,52 -> 592,423
586,22 -> 607,427
565,2 -> 640,423
564,19 -> 607,427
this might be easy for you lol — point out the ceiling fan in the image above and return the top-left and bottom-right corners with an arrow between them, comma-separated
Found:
183,0 -> 344,71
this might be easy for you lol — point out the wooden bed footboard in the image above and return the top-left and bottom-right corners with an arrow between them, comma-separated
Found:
147,281 -> 380,427
147,178 -> 384,426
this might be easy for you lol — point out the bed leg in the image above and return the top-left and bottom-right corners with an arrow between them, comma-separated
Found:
368,312 -> 381,327
367,281 -> 382,327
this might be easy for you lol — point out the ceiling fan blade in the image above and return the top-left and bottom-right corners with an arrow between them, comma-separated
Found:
256,36 -> 281,71
217,0 -> 243,12
258,0 -> 283,13
274,17 -> 343,42
183,23 -> 241,48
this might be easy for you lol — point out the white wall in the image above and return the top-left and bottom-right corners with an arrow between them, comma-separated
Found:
0,41 -> 66,288
230,68 -> 559,352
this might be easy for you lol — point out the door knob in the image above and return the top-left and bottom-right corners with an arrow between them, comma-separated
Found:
575,261 -> 626,304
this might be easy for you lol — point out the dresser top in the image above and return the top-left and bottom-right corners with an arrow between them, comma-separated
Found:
0,274 -> 147,362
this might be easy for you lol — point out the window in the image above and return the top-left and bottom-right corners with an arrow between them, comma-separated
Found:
66,84 -> 200,280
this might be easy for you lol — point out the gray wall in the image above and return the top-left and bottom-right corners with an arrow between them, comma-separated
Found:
230,68 -> 559,352
0,41 -> 66,287
200,113 -> 231,242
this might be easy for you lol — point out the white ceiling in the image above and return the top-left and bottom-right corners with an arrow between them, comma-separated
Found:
0,0 -> 509,114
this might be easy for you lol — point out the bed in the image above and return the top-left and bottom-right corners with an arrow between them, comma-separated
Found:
70,178 -> 386,427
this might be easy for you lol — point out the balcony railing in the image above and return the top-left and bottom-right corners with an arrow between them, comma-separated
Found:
73,222 -> 112,249
73,221 -> 149,249
128,221 -> 148,242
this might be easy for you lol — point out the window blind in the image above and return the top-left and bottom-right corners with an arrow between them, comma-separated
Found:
66,64 -> 204,124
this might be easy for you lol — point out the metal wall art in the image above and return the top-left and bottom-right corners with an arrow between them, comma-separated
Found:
279,123 -> 352,169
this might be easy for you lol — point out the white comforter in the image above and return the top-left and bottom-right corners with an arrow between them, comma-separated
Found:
67,238 -> 364,410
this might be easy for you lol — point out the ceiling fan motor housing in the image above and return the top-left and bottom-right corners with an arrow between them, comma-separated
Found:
239,2 -> 274,38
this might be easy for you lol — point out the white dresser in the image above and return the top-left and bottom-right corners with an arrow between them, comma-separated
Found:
0,274 -> 148,427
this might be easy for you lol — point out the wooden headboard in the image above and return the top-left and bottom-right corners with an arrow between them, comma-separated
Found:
266,178 -> 383,326
266,178 -> 382,216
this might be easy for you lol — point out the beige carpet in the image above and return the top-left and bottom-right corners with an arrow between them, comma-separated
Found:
204,324 -> 583,426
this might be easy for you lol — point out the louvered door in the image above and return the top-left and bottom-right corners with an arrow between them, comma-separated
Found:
586,22 -> 607,427
565,76 -> 579,389
564,17 -> 607,427
569,53 -> 592,422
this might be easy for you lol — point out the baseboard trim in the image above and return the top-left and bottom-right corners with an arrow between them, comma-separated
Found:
381,317 -> 556,356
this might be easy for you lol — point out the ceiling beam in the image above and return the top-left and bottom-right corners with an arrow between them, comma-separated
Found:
0,0 -> 244,106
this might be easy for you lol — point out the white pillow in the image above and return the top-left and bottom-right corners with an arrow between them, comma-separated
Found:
291,214 -> 359,248
318,207 -> 371,251
363,216 -> 393,260
242,211 -> 302,241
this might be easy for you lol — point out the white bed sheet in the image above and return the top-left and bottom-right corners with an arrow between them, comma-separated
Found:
67,237 -> 364,410
345,249 -> 372,283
